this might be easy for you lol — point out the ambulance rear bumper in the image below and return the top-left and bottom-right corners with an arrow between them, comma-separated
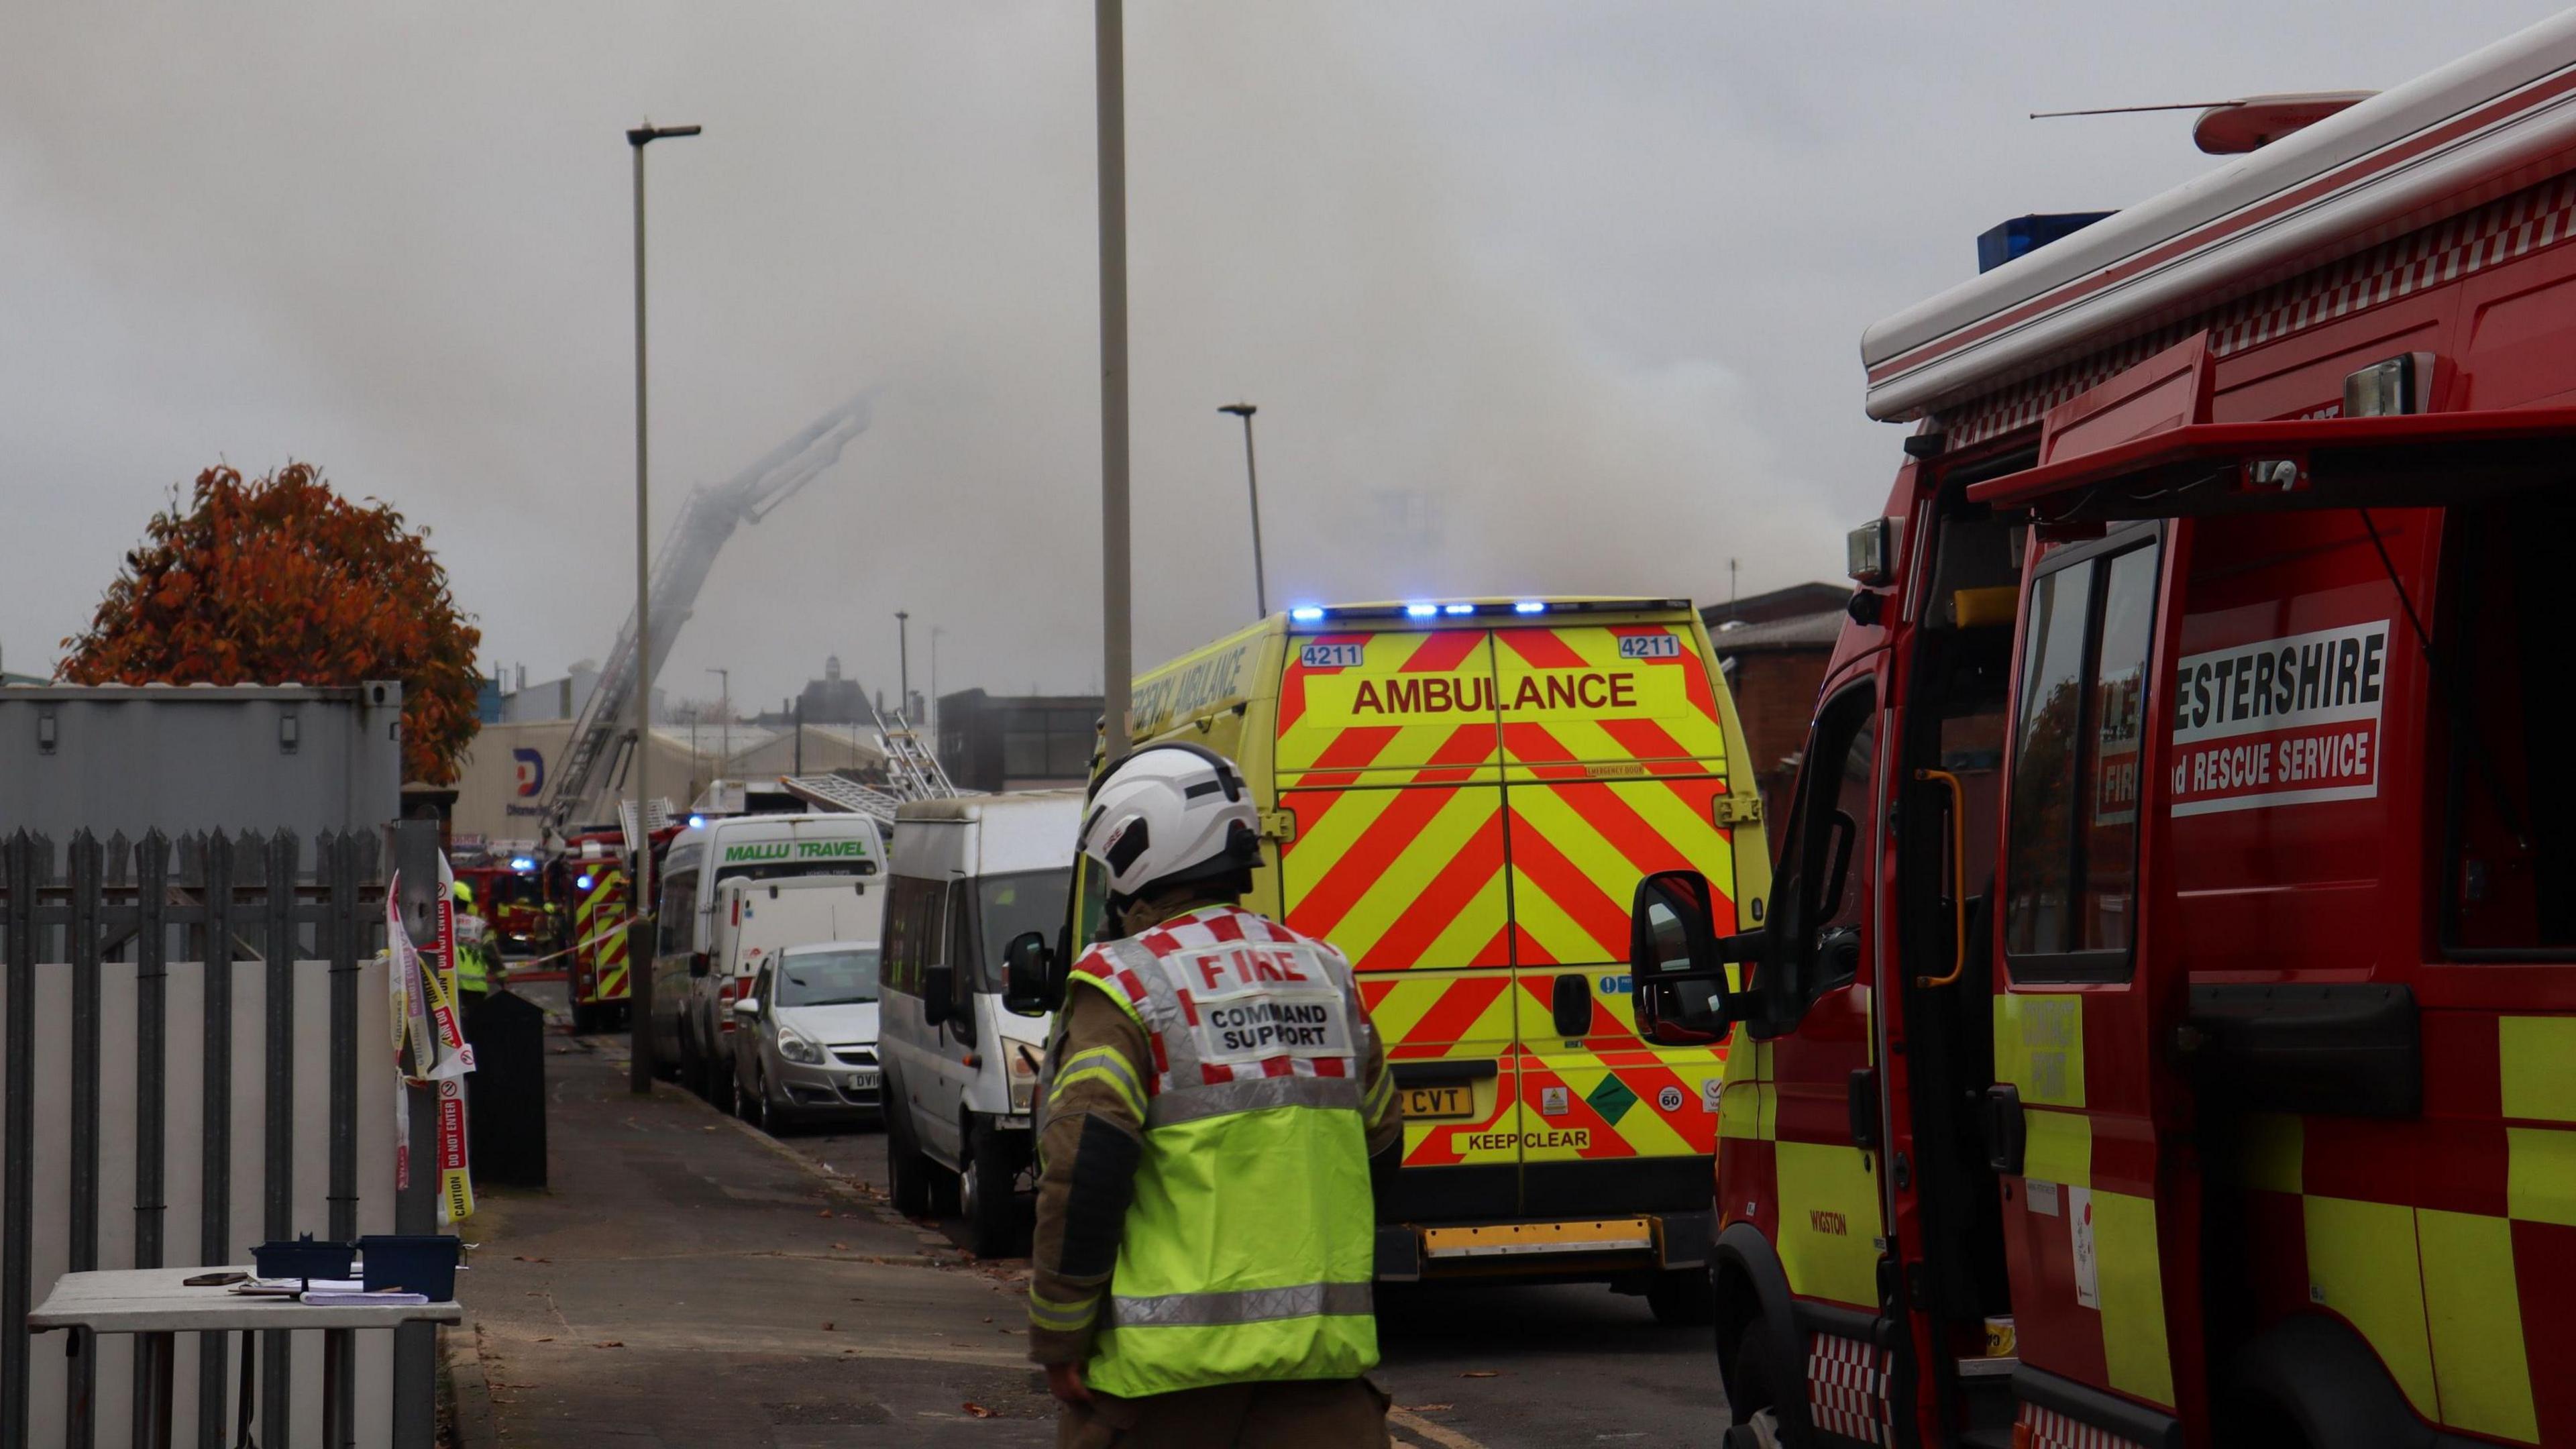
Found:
1375,1210 -> 1713,1283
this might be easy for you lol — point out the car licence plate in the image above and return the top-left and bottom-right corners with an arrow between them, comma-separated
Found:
845,1071 -> 879,1091
1403,1085 -> 1475,1120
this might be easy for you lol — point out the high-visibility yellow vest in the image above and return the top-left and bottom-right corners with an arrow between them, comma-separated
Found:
451,892 -> 493,996
1059,910 -> 1379,1398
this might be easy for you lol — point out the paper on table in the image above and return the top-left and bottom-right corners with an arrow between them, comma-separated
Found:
302,1291 -> 428,1306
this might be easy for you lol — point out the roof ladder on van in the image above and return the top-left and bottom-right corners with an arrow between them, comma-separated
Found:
776,773 -> 909,825
867,698 -> 962,804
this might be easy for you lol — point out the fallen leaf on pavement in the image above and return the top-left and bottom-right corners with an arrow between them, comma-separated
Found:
513,1255 -> 551,1264
533,1337 -> 553,1344
592,1341 -> 624,1350
1400,1403 -> 1453,1411
822,1322 -> 837,1332
1460,1371 -> 1501,1379
962,1403 -> 997,1419
831,1242 -> 848,1251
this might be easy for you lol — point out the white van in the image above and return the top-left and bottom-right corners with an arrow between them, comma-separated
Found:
684,873 -> 881,1112
649,811 -> 884,1085
879,790 -> 1081,1256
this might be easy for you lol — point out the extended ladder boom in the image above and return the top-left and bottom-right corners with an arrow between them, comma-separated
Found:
542,396 -> 874,839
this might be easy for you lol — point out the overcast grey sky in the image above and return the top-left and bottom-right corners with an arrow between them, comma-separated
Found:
3,3 -> 2561,710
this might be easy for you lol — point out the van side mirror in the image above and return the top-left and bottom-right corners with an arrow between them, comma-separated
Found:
733,997 -> 760,1017
1003,930 -> 1056,1016
1628,869 -> 1745,1045
922,965 -> 955,1027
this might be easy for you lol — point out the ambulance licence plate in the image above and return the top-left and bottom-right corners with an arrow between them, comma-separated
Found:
1403,1085 -> 1475,1120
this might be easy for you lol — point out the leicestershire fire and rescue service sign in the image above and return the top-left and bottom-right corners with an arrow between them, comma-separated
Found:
2169,620 -> 2389,816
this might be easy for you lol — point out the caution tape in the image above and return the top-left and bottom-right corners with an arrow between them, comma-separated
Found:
388,857 -> 482,1226
500,912 -> 656,973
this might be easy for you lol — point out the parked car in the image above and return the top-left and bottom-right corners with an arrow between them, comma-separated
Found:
732,941 -> 882,1134
682,874 -> 881,1113
879,790 -> 1081,1256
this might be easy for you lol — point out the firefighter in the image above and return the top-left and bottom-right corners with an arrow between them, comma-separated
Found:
449,877 -> 498,1004
1029,743 -> 1402,1449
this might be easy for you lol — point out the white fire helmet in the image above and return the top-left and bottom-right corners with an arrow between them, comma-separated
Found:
1079,742 -> 1261,907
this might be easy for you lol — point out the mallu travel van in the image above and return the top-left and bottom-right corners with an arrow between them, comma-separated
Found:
647,811 -> 885,1086
1036,596 -> 1772,1321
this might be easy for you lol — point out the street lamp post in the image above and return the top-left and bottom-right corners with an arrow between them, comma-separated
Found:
1218,402 -> 1267,619
626,118 -> 700,1095
1097,0 -> 1132,757
707,666 -> 731,771
929,625 -> 945,757
895,610 -> 912,720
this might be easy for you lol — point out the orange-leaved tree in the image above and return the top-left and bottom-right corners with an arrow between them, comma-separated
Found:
61,462 -> 484,784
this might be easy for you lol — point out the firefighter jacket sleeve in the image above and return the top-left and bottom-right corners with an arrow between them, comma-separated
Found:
1027,983 -> 1150,1367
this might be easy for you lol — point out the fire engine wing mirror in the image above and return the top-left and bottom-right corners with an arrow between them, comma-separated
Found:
921,965 -> 955,1028
1002,930 -> 1057,1017
1628,870 -> 1738,1045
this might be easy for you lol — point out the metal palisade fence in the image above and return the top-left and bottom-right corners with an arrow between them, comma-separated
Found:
0,828 -> 417,1449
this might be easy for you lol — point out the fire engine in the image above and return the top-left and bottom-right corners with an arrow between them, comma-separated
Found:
1631,14 -> 2576,1448
543,828 -> 642,1033
455,857 -> 548,957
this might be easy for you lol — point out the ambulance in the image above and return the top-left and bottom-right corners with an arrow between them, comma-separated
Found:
1079,596 -> 1772,1319
1629,13 -> 2576,1446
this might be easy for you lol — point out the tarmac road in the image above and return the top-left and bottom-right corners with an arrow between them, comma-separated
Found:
484,969 -> 1731,1444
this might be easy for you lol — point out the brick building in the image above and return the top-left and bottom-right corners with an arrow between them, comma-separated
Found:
1704,583 -> 1851,829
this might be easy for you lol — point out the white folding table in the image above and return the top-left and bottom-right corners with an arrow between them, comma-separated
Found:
28,1265 -> 462,1448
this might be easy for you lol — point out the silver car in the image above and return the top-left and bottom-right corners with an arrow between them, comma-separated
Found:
732,941 -> 882,1134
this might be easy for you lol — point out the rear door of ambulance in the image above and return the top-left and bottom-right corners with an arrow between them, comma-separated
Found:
1272,621 -> 1522,1224
1493,613 -> 1750,1219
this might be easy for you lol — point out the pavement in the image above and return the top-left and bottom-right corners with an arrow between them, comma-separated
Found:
445,981 -> 1730,1448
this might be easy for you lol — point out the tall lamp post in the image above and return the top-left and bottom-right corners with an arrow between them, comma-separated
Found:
627,118 -> 700,1094
928,625 -> 945,757
895,610 -> 912,719
1218,402 -> 1268,619
1097,0 -> 1132,757
707,666 -> 731,771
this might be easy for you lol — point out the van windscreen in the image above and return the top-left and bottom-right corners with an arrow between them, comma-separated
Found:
976,869 -> 1071,992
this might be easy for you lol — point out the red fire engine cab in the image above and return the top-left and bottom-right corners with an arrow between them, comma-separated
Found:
544,828 -> 639,1033
1633,13 -> 2576,1449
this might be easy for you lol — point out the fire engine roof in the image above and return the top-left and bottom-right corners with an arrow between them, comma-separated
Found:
1860,10 -> 2576,425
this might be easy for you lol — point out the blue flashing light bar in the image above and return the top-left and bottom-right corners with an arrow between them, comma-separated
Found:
1442,603 -> 1474,615
688,814 -> 707,830
1513,600 -> 1547,614
1404,603 -> 1439,619
509,855 -> 536,872
1289,605 -> 1325,623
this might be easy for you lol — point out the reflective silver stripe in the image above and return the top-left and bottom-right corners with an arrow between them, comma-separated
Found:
1104,938 -> 1204,1085
1104,1279 -> 1374,1328
1146,1073 -> 1363,1128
